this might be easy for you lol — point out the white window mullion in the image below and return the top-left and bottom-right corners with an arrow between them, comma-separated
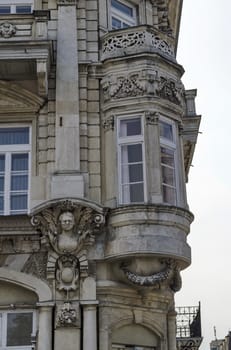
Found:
4,153 -> 11,215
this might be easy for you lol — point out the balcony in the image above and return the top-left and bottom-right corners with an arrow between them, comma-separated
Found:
0,10 -> 52,97
101,25 -> 176,62
176,303 -> 203,350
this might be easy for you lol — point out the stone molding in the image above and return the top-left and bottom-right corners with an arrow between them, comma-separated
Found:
57,0 -> 76,5
101,26 -> 175,61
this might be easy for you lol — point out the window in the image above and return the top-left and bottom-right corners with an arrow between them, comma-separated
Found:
111,0 -> 137,29
0,310 -> 36,349
118,116 -> 146,204
0,126 -> 30,215
0,1 -> 33,14
159,119 -> 177,205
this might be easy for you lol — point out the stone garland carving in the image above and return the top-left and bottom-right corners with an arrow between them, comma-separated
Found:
0,22 -> 16,38
121,259 -> 182,291
102,30 -> 174,60
55,254 -> 79,292
102,72 -> 184,106
156,77 -> 181,105
56,302 -> 79,327
110,76 -> 145,99
31,200 -> 106,255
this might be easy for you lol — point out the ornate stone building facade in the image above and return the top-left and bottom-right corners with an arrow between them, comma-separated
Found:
0,0 -> 201,349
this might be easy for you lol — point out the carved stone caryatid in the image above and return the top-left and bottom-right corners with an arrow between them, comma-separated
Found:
56,302 -> 80,327
31,200 -> 107,255
121,259 -> 182,291
0,22 -> 16,38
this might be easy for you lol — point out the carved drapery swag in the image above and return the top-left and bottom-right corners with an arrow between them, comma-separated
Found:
121,259 -> 182,292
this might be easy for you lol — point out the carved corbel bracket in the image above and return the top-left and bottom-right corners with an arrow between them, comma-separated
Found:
36,59 -> 48,97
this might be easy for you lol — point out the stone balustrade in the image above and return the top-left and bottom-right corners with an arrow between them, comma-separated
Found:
101,25 -> 175,62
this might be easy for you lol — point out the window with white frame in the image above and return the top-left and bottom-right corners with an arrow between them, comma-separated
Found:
0,310 -> 36,349
0,1 -> 33,14
118,116 -> 146,204
159,119 -> 177,205
0,126 -> 30,215
111,0 -> 137,29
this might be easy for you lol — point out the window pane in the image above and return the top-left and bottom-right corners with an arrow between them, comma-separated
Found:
0,6 -> 11,14
11,153 -> 28,171
161,166 -> 175,186
120,118 -> 141,137
162,185 -> 176,205
112,0 -> 133,17
160,121 -> 173,141
112,16 -> 122,29
127,144 -> 142,162
7,312 -> 33,346
122,163 -> 143,183
130,183 -> 144,202
161,147 -> 174,167
0,127 -> 29,145
0,196 -> 4,213
16,5 -> 32,13
10,194 -> 28,211
0,155 -> 5,172
11,175 -> 28,191
0,176 -> 4,192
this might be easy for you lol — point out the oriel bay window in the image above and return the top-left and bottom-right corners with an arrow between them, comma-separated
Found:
0,126 -> 30,215
118,116 -> 146,204
159,119 -> 177,205
0,310 -> 36,349
111,0 -> 137,29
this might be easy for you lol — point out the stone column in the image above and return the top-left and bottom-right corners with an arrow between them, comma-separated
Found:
81,301 -> 98,350
145,111 -> 162,203
36,302 -> 54,350
52,0 -> 84,198
167,311 -> 177,350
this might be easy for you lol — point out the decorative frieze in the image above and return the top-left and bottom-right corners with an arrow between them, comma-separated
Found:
102,71 -> 184,106
0,22 -> 16,38
101,26 -> 175,61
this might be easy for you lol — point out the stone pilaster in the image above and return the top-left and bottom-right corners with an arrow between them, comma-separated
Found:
81,301 -> 98,350
36,302 -> 54,350
52,0 -> 84,198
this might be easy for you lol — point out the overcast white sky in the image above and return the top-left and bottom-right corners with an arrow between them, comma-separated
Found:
175,1 -> 231,349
